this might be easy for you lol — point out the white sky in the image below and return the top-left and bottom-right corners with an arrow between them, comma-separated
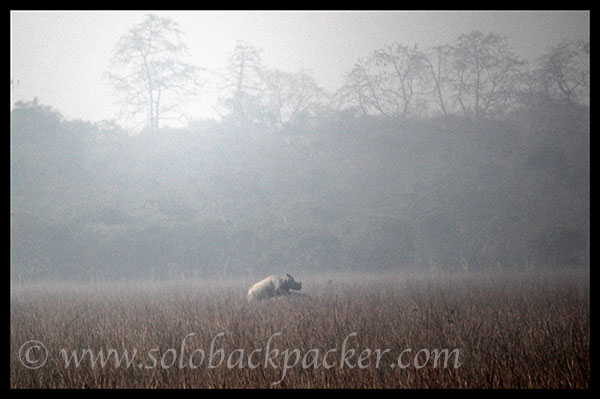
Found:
10,10 -> 590,127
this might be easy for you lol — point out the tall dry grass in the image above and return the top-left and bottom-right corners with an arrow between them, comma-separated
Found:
10,269 -> 589,388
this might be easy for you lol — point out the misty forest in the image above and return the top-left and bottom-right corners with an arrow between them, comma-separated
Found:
10,15 -> 589,282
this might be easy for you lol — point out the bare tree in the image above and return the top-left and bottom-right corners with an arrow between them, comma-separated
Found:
261,68 -> 326,131
448,31 -> 524,118
105,14 -> 201,131
423,45 -> 453,116
218,42 -> 327,132
336,57 -> 384,117
337,43 -> 429,119
219,41 -> 267,127
372,43 -> 429,118
534,40 -> 589,105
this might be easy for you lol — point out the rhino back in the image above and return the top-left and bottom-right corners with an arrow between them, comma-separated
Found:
248,276 -> 278,299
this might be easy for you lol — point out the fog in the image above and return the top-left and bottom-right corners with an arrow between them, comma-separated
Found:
10,11 -> 589,284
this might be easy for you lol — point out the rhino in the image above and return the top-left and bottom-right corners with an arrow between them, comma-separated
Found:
247,274 -> 302,301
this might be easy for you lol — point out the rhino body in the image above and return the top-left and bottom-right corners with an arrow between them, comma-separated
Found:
247,274 -> 302,301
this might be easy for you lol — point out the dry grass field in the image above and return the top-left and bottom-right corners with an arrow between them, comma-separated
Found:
10,268 -> 589,388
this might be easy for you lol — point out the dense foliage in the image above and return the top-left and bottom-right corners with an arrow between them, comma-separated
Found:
10,94 -> 589,281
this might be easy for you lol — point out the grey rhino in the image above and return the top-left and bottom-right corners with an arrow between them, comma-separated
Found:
247,274 -> 302,301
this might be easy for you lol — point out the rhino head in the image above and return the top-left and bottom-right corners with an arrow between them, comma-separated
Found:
284,273 -> 302,291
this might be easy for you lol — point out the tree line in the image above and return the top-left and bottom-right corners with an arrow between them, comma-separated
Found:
105,14 -> 589,131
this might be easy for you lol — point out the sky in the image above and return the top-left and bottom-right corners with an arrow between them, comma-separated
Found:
10,10 -> 590,127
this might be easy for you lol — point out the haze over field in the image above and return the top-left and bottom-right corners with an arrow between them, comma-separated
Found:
9,10 -> 590,389
11,11 -> 589,282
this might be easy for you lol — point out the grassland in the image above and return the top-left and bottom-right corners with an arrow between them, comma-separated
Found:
10,268 -> 589,388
